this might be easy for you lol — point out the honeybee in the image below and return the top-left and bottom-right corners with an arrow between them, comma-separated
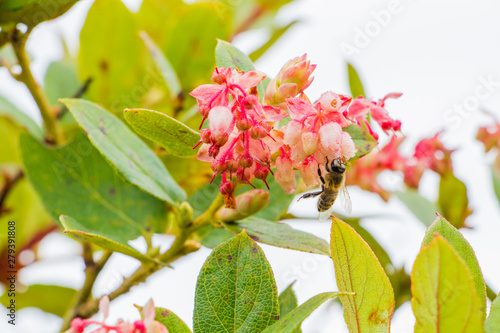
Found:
298,157 -> 352,220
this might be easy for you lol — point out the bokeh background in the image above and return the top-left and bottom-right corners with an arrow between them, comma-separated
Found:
1,0 -> 500,332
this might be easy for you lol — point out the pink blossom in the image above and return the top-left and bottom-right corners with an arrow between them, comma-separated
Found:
347,93 -> 402,138
69,297 -> 168,333
275,154 -> 297,193
265,54 -> 316,106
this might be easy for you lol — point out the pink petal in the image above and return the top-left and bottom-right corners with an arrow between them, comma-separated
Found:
283,120 -> 302,146
143,299 -> 156,327
209,106 -> 234,136
302,131 -> 318,155
285,97 -> 316,120
347,97 -> 371,119
276,83 -> 299,101
299,160 -> 319,187
149,321 -> 169,333
189,84 -> 224,100
262,105 -> 289,122
275,156 -> 297,193
341,132 -> 356,160
99,296 -> 110,321
235,70 -> 266,90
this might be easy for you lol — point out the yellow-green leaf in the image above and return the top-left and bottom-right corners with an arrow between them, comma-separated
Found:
422,215 -> 486,320
347,63 -> 365,98
330,217 -> 394,332
79,0 -> 146,112
262,292 -> 350,333
411,235 -> 484,333
0,0 -> 78,28
124,108 -> 199,158
486,292 -> 500,333
438,171 -> 472,228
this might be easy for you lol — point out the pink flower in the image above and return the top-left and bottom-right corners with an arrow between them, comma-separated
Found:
69,297 -> 168,333
347,93 -> 402,138
275,154 -> 297,193
191,67 -> 289,206
265,54 -> 316,106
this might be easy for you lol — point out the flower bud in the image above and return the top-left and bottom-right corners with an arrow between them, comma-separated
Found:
211,160 -> 226,173
275,155 -> 297,193
238,154 -> 253,168
236,118 -> 251,131
254,163 -> 269,180
219,181 -> 236,209
200,129 -> 211,144
215,189 -> 269,222
209,106 -> 233,143
249,125 -> 267,140
227,159 -> 239,172
178,202 -> 194,228
264,54 -> 316,106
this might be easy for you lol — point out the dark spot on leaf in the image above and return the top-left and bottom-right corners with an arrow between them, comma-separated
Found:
109,188 -> 116,195
250,235 -> 260,242
161,309 -> 170,317
227,254 -> 232,262
365,144 -> 371,151
100,126 -> 107,135
251,247 -> 258,253
66,179 -> 72,186
128,160 -> 134,168
217,258 -> 222,265
244,300 -> 247,304
274,315 -> 280,320
99,60 -> 109,72
223,295 -> 229,301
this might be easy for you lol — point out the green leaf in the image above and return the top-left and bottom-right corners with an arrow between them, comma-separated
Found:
438,171 -> 471,228
20,131 -> 167,245
343,124 -> 377,160
224,217 -> 330,256
215,39 -> 266,101
491,165 -> 500,206
395,189 -> 442,226
486,292 -> 500,333
0,96 -> 43,140
193,231 -> 279,333
330,217 -> 394,332
198,226 -> 234,249
263,292 -> 348,333
148,306 -> 192,333
124,108 -> 199,158
0,0 -> 78,27
277,283 -> 301,333
79,0 -> 147,112
44,60 -> 80,107
249,21 -> 298,62
60,215 -> 161,265
61,98 -> 186,205
0,284 -> 76,317
140,32 -> 183,105
422,215 -> 487,320
411,235 -> 484,332
347,63 -> 365,98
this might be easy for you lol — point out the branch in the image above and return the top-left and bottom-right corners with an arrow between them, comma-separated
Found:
60,246 -> 112,330
230,5 -> 264,41
56,77 -> 93,119
0,169 -> 24,216
9,29 -> 64,145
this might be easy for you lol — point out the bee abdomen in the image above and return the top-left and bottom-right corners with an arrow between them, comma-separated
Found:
317,191 -> 339,212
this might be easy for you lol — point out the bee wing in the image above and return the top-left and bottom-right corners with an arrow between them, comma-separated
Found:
318,206 -> 335,221
340,185 -> 353,215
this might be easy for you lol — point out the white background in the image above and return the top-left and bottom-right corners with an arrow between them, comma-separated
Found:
1,0 -> 500,332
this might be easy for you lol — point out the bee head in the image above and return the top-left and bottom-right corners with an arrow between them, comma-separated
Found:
331,157 -> 346,173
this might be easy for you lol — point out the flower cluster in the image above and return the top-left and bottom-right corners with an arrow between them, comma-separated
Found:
190,55 -> 402,206
346,132 -> 454,200
69,296 -> 167,333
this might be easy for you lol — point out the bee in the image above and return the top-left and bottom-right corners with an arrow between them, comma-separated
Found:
298,157 -> 352,220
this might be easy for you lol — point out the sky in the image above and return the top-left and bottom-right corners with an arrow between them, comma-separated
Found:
1,0 -> 500,332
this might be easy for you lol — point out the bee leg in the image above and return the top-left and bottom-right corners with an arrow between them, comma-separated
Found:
317,165 -> 326,185
298,189 -> 323,201
325,156 -> 330,172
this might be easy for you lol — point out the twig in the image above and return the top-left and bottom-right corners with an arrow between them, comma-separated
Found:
56,77 -> 93,119
0,169 -> 24,216
60,246 -> 112,330
9,29 -> 63,145
62,194 -> 225,329
230,5 -> 264,41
